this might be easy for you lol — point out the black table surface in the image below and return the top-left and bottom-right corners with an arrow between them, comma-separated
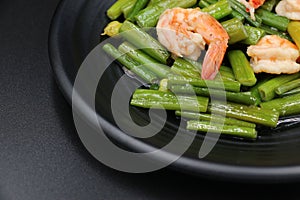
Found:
2,0 -> 300,199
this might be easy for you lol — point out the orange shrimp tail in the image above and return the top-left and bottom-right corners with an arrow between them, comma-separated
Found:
201,40 -> 227,80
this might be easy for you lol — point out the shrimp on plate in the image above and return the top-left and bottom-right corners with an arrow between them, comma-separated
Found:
237,0 -> 265,19
247,35 -> 300,74
156,7 -> 229,80
275,0 -> 300,20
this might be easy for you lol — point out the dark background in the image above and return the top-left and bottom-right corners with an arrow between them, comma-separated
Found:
1,0 -> 300,199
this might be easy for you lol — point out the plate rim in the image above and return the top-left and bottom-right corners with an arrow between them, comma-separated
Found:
48,0 -> 300,183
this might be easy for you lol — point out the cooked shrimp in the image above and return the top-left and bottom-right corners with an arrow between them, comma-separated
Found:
156,7 -> 229,80
237,0 -> 265,19
275,0 -> 300,20
247,35 -> 300,74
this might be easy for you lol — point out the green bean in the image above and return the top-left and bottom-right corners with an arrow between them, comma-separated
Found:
261,0 -> 279,11
281,87 -> 300,97
202,0 -> 233,20
229,10 -> 245,21
186,120 -> 257,139
147,0 -> 161,7
135,0 -> 197,27
206,0 -> 218,4
170,58 -> 201,78
249,76 -> 272,105
208,101 -> 279,127
121,0 -> 137,19
199,0 -> 211,8
176,111 -> 256,128
258,73 -> 300,101
107,0 -> 133,20
221,18 -> 248,44
169,85 -> 259,105
118,42 -> 172,78
240,25 -> 265,45
227,50 -> 257,86
259,24 -> 291,40
256,8 -> 290,32
167,74 -> 241,92
260,93 -> 300,116
131,89 -> 209,112
119,20 -> 170,64
275,78 -> 300,95
218,66 -> 236,81
127,0 -> 150,21
171,58 -> 235,80
102,43 -> 158,83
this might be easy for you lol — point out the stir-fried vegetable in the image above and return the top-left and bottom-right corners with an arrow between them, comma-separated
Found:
102,0 -> 300,140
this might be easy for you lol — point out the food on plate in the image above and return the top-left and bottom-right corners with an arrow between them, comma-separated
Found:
275,0 -> 300,20
157,7 -> 229,80
247,35 -> 300,74
102,0 -> 300,140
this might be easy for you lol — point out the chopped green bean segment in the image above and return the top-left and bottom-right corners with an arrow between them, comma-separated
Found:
176,111 -> 256,128
107,0 -> 132,20
127,0 -> 149,21
131,89 -> 209,112
202,0 -> 233,20
167,74 -> 241,92
102,43 -> 158,83
260,93 -> 300,116
229,10 -> 245,21
221,18 -> 248,44
121,0 -> 137,19
187,120 -> 257,139
209,101 -> 279,127
258,73 -> 300,101
135,0 -> 197,27
199,0 -> 211,8
118,42 -> 172,78
119,21 -> 170,64
275,78 -> 300,95
260,24 -> 291,40
281,87 -> 300,97
256,8 -> 290,32
170,84 -> 259,105
240,25 -> 265,45
227,50 -> 257,86
261,0 -> 279,11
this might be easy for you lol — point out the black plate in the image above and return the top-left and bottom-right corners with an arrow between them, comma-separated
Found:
49,0 -> 300,182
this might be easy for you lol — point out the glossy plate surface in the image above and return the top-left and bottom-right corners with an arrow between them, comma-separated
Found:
49,0 -> 300,182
